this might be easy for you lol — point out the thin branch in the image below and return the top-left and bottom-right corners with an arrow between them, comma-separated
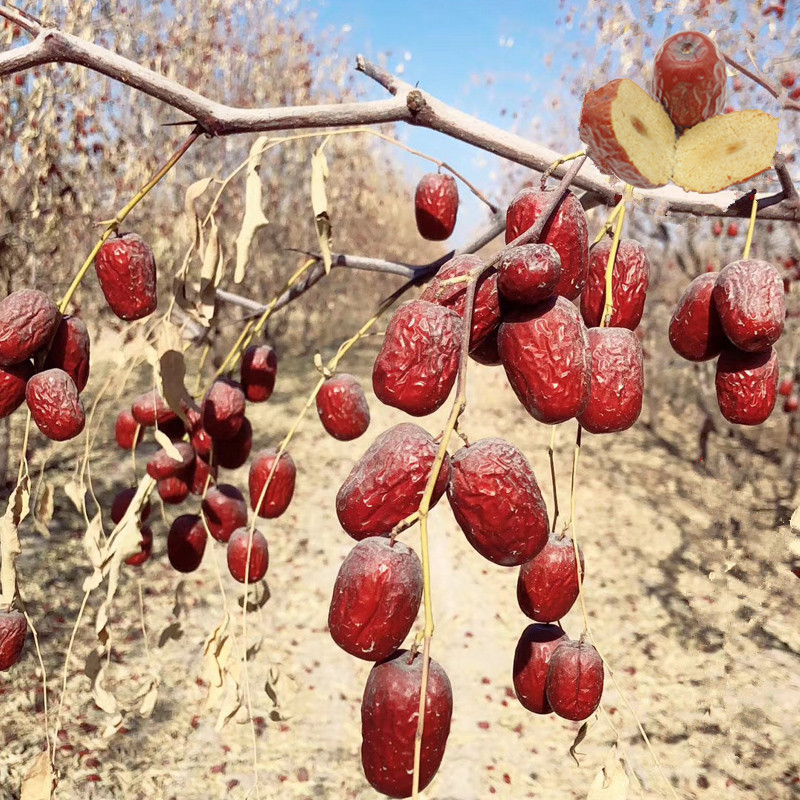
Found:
723,50 -> 800,113
0,9 -> 797,222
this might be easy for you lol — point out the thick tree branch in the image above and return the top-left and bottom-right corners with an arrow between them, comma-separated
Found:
1,7 -> 798,222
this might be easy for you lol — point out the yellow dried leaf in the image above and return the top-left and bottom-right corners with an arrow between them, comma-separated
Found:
85,646 -> 119,715
184,177 -> 215,248
20,750 -> 56,800
138,678 -> 159,718
199,217 -> 220,323
234,136 -> 270,284
153,428 -> 182,460
311,142 -> 333,275
63,478 -> 85,513
586,746 -> 629,800
34,482 -> 54,537
0,478 -> 29,606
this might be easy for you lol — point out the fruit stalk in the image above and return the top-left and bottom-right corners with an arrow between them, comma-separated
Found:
59,128 -> 202,314
600,194 -> 627,328
742,193 -> 759,261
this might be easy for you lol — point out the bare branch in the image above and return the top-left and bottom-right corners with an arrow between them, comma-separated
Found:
723,51 -> 800,113
0,10 -> 797,222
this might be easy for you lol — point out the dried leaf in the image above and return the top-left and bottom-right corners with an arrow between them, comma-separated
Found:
311,142 -> 333,274
85,646 -> 119,715
82,513 -> 104,571
586,745 -> 629,800
138,678 -> 159,717
570,719 -> 590,766
184,177 -> 214,248
63,478 -> 85,514
153,428 -> 182,461
157,349 -> 193,426
0,478 -> 30,607
791,504 -> 800,534
20,750 -> 56,800
199,216 -> 221,323
234,136 -> 270,284
34,482 -> 54,537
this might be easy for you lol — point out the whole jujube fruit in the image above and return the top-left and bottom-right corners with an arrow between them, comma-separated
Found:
167,514 -> 207,573
505,187 -> 589,300
110,487 -> 152,525
447,438 -> 549,566
669,273 -> 727,361
419,255 -> 501,349
581,239 -> 650,330
115,409 -> 143,450
202,484 -> 248,543
577,328 -> 644,434
712,260 -> 785,352
512,623 -> 569,714
361,649 -> 453,798
240,344 -> 278,403
0,361 -> 32,419
0,289 -> 60,366
0,609 -> 28,671
545,638 -> 605,721
328,537 -> 423,662
131,390 -> 178,427
213,417 -> 253,469
190,454 -> 217,496
495,243 -> 561,306
146,441 -> 195,481
715,345 -> 778,426
202,378 -> 245,440
652,30 -> 727,129
95,232 -> 157,321
517,535 -> 584,623
414,172 -> 459,241
336,423 -> 451,540
248,449 -> 296,518
226,527 -> 269,583
157,476 -> 190,505
316,373 -> 370,441
372,300 -> 463,417
469,327 -> 502,367
43,315 -> 90,392
498,296 -> 591,424
26,369 -> 85,441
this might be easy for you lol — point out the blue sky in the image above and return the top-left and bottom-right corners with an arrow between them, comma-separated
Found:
306,0 -> 581,244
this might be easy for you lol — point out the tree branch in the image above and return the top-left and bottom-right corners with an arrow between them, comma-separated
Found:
0,7 -> 797,222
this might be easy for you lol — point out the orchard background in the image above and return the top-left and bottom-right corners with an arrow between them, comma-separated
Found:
1,0 -> 799,798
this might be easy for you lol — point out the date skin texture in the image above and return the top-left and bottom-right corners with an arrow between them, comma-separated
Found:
669,273 -> 727,361
249,449 -> 296,518
715,345 -> 778,426
581,239 -> 650,329
447,438 -> 549,566
545,639 -> 605,721
498,296 -> 591,424
361,649 -> 453,798
328,537 -> 423,661
512,623 -> 569,714
415,172 -> 458,241
505,187 -> 589,300
336,423 -> 451,540
316,373 -> 370,441
95,232 -> 157,321
372,300 -> 463,417
0,289 -> 60,366
26,368 -> 85,441
517,535 -> 584,623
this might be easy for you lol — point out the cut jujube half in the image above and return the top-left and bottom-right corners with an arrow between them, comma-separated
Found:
372,300 -> 463,417
0,609 -> 28,671
581,239 -> 650,330
361,649 -> 452,798
669,273 -> 727,361
512,623 -> 569,714
0,289 -> 60,366
167,514 -> 207,573
498,296 -> 591,424
26,368 -> 85,441
202,484 -> 248,543
447,438 -> 549,566
715,345 -> 778,426
577,328 -> 644,434
415,172 -> 459,241
496,243 -> 561,306
336,423 -> 451,540
43,315 -> 91,392
517,534 -> 584,623
652,30 -> 727,129
578,79 -> 675,189
248,449 -> 296,518
0,361 -> 32,420
672,110 -> 779,194
419,255 -> 501,349
328,537 -> 423,661
316,373 -> 370,441
712,260 -> 785,352
226,527 -> 269,583
545,638 -> 605,721
505,188 -> 589,300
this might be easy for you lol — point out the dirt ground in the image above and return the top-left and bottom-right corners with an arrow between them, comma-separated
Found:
1,335 -> 799,800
